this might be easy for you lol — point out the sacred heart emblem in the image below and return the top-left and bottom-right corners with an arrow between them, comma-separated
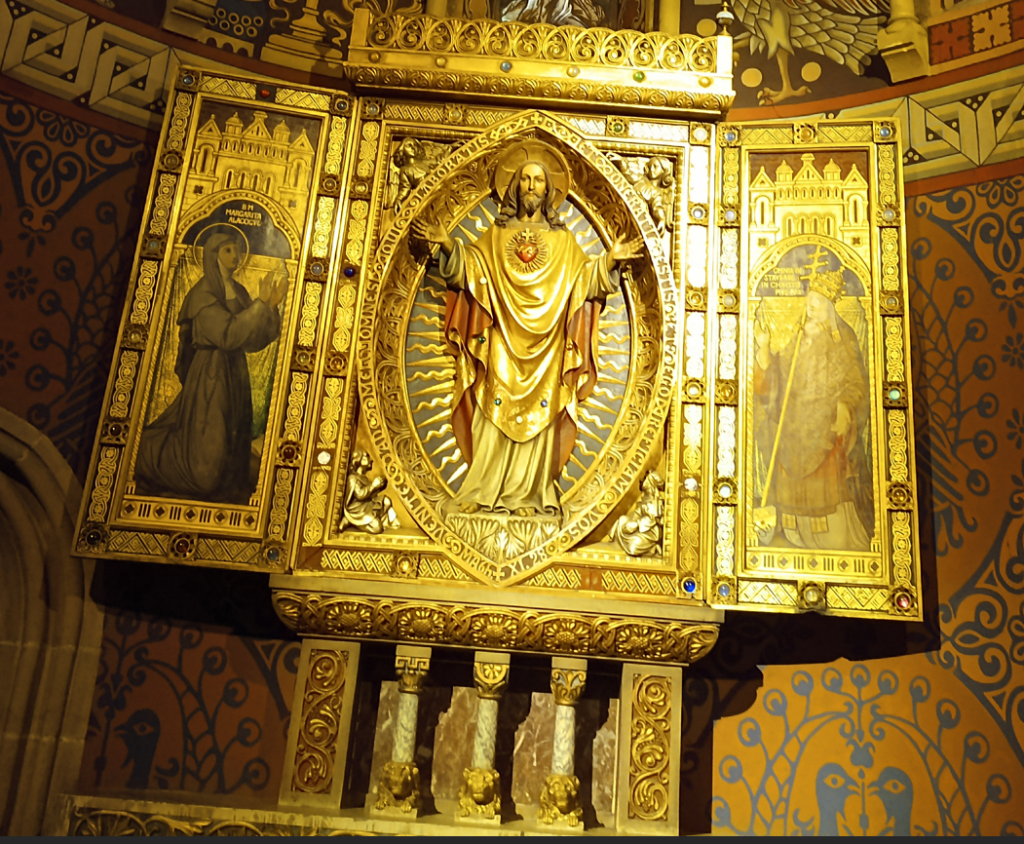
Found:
516,241 -> 539,263
506,230 -> 549,272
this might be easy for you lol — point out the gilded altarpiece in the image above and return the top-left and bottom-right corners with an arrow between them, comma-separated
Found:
66,12 -> 926,836
75,21 -> 921,669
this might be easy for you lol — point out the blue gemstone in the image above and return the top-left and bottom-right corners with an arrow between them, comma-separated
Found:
725,130 -> 737,142
267,548 -> 280,561
344,267 -> 355,278
889,388 -> 901,400
182,74 -> 194,85
541,400 -> 548,408
501,61 -> 512,72
683,578 -> 697,593
880,126 -> 892,138
718,583 -> 731,597
495,398 -> 501,406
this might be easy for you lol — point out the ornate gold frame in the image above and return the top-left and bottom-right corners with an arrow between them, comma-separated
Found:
74,12 -> 923,669
708,121 -> 922,620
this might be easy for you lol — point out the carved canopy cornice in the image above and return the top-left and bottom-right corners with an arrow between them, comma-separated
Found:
346,11 -> 735,116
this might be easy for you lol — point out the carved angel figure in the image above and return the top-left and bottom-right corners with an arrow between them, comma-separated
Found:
732,0 -> 890,105
609,470 -> 665,556
339,450 -> 398,534
610,154 -> 674,236
387,137 -> 453,212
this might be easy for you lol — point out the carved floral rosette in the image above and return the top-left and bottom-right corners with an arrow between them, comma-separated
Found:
272,590 -> 719,664
355,110 -> 678,584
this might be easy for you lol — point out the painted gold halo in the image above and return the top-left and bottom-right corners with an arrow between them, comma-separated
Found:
493,139 -> 571,209
188,222 -> 250,272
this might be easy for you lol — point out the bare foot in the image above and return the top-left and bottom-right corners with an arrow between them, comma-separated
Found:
459,502 -> 481,514
514,507 -> 536,517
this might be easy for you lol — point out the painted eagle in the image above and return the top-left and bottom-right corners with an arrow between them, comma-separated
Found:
731,0 -> 891,105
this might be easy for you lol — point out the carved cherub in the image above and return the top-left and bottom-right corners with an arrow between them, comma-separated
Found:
608,470 -> 665,556
339,450 -> 398,534
387,137 -> 453,212
610,154 -> 675,236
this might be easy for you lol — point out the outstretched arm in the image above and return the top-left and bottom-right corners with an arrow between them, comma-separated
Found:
410,218 -> 455,257
605,233 -> 645,273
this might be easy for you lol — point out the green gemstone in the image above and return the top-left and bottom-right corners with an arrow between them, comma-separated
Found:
633,71 -> 645,82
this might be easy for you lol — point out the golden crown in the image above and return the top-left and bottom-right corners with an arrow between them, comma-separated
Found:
807,269 -> 846,303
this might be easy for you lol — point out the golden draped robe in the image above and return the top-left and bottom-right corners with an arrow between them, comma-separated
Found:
754,312 -> 873,550
440,220 -> 616,514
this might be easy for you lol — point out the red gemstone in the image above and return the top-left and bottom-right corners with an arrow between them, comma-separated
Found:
259,88 -> 271,98
896,593 -> 910,609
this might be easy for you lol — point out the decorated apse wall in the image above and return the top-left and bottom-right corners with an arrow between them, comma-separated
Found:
4,0 -> 1024,831
705,172 -> 1024,835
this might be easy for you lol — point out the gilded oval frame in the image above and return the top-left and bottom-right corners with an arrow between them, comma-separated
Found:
356,111 -> 678,584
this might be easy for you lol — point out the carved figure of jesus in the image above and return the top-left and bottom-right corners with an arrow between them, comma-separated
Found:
412,154 -> 641,517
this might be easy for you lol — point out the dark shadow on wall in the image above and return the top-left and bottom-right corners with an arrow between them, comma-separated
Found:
679,474 -> 941,834
90,558 -> 291,639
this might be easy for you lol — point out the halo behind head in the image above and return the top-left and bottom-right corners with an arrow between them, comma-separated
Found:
494,140 -> 571,208
190,222 -> 250,272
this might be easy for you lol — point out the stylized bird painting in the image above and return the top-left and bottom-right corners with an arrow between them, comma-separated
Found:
869,766 -> 914,836
115,709 -> 161,789
815,762 -> 858,835
731,0 -> 890,105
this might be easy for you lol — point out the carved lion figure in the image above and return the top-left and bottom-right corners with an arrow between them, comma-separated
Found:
374,760 -> 420,813
458,767 -> 501,818
538,773 -> 582,826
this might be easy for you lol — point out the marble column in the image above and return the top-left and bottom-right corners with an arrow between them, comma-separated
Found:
457,651 -> 509,825
373,645 -> 430,816
539,657 -> 587,831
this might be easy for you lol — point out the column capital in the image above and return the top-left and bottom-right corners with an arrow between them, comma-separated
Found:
474,664 -> 509,701
395,645 -> 431,694
551,658 -> 587,707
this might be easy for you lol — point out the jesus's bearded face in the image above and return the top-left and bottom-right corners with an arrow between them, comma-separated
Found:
518,162 -> 548,218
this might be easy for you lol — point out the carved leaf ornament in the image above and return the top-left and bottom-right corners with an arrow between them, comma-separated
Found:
357,111 -> 678,584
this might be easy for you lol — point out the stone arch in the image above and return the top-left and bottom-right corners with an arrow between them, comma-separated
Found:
0,409 -> 103,834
